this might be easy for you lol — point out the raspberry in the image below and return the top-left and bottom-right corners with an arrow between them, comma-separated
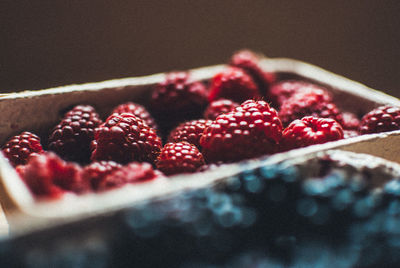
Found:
151,72 -> 208,129
208,67 -> 260,103
16,152 -> 85,198
168,119 -> 213,149
204,99 -> 239,120
268,80 -> 329,108
112,102 -> 158,131
359,105 -> 400,134
230,49 -> 275,96
279,89 -> 341,127
156,142 -> 205,175
82,161 -> 122,191
2,131 -> 44,167
200,100 -> 283,163
48,105 -> 102,163
280,116 -> 344,151
340,112 -> 360,130
98,162 -> 163,191
91,113 -> 162,164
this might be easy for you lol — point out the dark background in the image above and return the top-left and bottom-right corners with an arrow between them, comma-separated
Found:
1,1 -> 399,96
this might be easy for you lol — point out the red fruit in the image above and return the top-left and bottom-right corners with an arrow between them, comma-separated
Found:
16,152 -> 85,198
2,131 -> 44,167
343,130 -> 359,139
48,105 -> 102,163
91,113 -> 162,164
279,89 -> 341,127
230,49 -> 275,95
200,100 -> 283,163
340,112 -> 360,130
268,81 -> 329,108
98,162 -> 163,191
280,116 -> 344,151
82,161 -> 122,191
156,142 -> 205,175
208,67 -> 260,103
151,72 -> 208,126
112,102 -> 158,130
204,99 -> 239,120
360,105 -> 400,134
168,119 -> 213,149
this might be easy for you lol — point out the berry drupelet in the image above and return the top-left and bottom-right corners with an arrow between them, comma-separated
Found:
168,119 -> 213,150
359,105 -> 400,134
200,100 -> 283,163
2,131 -> 43,167
112,102 -> 158,131
48,105 -> 102,163
91,113 -> 162,165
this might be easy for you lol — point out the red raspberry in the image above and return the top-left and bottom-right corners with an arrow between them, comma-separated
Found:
98,162 -> 163,191
2,131 -> 43,167
280,116 -> 344,151
156,142 -> 205,175
16,152 -> 86,198
82,161 -> 122,191
268,81 -> 329,108
48,105 -> 102,163
230,49 -> 275,96
340,112 -> 360,130
168,119 -> 213,149
208,67 -> 260,103
359,105 -> 400,134
279,90 -> 341,127
204,99 -> 239,120
112,102 -> 158,131
91,113 -> 162,164
200,100 -> 283,163
151,72 -> 208,128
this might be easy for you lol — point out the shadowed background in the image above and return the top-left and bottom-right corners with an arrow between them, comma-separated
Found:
1,1 -> 399,96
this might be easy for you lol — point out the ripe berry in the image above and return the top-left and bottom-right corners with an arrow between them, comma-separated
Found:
82,161 -> 122,191
91,113 -> 162,164
2,131 -> 43,167
156,142 -> 205,175
204,99 -> 239,120
48,105 -> 102,163
279,90 -> 341,127
230,49 -> 275,96
340,112 -> 360,130
208,67 -> 260,103
98,162 -> 163,191
168,119 -> 213,149
151,72 -> 208,130
112,102 -> 158,131
268,80 -> 329,108
280,116 -> 344,151
200,100 -> 283,163
16,152 -> 85,198
359,105 -> 400,134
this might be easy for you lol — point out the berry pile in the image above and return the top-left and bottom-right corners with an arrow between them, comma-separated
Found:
1,50 -> 397,200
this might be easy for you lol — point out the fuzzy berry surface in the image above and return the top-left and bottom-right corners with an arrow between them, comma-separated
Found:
280,116 -> 344,151
82,161 -> 122,191
91,113 -> 162,164
151,72 -> 208,129
48,105 -> 102,163
98,162 -> 163,191
16,152 -> 86,198
112,102 -> 158,130
268,80 -> 329,109
208,67 -> 260,103
2,131 -> 43,167
279,89 -> 341,127
168,119 -> 213,149
200,100 -> 283,163
359,105 -> 400,134
204,99 -> 239,120
156,142 -> 205,175
230,49 -> 275,96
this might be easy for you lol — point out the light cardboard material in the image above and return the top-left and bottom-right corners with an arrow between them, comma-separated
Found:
0,58 -> 399,235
